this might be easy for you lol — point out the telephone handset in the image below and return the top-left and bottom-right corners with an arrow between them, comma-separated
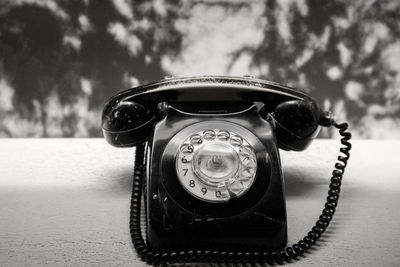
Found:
102,76 -> 352,265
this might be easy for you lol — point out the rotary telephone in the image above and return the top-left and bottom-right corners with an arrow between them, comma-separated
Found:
102,76 -> 351,265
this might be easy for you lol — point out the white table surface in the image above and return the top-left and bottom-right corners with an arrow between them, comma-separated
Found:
0,139 -> 399,266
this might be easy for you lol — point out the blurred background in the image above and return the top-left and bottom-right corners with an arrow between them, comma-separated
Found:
0,0 -> 399,138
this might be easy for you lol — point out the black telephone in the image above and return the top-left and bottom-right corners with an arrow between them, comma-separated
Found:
102,76 -> 351,265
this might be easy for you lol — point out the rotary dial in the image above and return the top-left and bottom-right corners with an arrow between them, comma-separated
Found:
176,129 -> 257,202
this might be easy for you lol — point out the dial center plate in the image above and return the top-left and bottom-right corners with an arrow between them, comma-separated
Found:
193,142 -> 240,183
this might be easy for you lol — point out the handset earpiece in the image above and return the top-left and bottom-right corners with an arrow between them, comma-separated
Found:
271,99 -> 321,151
102,99 -> 157,147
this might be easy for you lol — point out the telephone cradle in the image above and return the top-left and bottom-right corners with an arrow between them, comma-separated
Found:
102,76 -> 352,265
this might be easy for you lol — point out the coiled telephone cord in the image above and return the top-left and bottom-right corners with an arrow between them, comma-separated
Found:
129,122 -> 352,265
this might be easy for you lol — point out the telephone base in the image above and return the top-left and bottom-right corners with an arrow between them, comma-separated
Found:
146,103 -> 287,250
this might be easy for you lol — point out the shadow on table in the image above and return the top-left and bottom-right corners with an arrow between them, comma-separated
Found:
283,166 -> 326,197
98,165 -> 134,195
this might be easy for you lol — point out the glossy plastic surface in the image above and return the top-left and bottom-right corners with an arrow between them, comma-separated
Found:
271,99 -> 321,151
101,76 -> 322,150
